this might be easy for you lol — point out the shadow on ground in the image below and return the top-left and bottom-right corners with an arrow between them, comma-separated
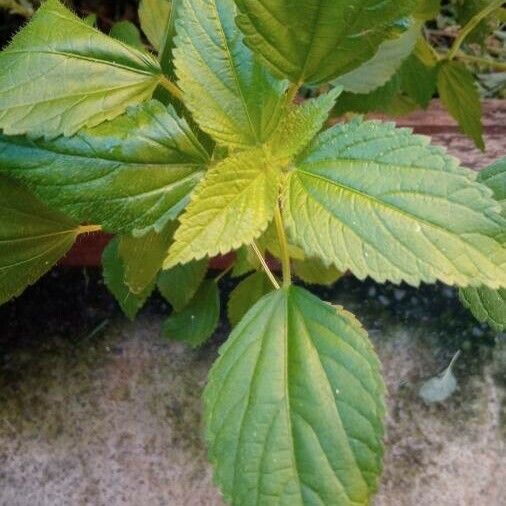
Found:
0,268 -> 504,505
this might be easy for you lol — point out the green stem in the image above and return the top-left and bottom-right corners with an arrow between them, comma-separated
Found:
251,242 -> 280,290
159,75 -> 184,102
77,224 -> 102,235
214,264 -> 233,283
455,51 -> 506,71
274,205 -> 291,288
286,81 -> 301,104
447,0 -> 502,60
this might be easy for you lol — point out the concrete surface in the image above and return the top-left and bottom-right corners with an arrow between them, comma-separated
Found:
0,275 -> 504,506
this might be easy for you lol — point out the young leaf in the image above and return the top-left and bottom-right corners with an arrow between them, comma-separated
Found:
235,0 -> 417,84
173,0 -> 287,148
437,61 -> 484,151
283,119 -> 506,289
334,20 -> 421,94
294,258 -> 342,286
138,0 -> 171,50
163,280 -> 220,347
460,287 -> 506,332
0,101 -> 210,235
227,272 -> 274,327
419,351 -> 460,403
205,286 -> 386,505
165,149 -> 281,268
0,0 -> 162,138
102,238 -> 154,320
269,87 -> 342,160
119,223 -> 177,295
110,20 -> 145,50
0,176 -> 80,306
157,258 -> 208,311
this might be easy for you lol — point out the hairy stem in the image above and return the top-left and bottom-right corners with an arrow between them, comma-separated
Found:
274,205 -> 291,288
447,0 -> 502,60
77,224 -> 102,235
454,51 -> 506,71
251,242 -> 280,290
159,75 -> 184,102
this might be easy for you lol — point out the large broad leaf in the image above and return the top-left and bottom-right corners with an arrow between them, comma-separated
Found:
119,223 -> 177,295
0,0 -> 162,138
437,61 -> 484,151
139,0 -> 172,50
158,258 -> 208,311
294,258 -> 342,286
205,286 -> 386,505
334,20 -> 421,94
0,100 -> 210,235
102,238 -> 155,320
165,149 -> 280,268
283,118 -> 506,289
173,0 -> 287,148
235,0 -> 416,85
0,176 -> 79,305
163,280 -> 220,347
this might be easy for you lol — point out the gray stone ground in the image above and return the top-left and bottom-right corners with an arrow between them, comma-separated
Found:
0,274 -> 504,506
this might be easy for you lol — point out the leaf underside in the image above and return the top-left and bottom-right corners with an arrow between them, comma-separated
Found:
0,176 -> 79,305
102,238 -> 155,320
174,0 -> 287,148
235,0 -> 417,84
163,279 -> 220,347
205,286 -> 386,506
0,0 -> 161,138
284,119 -> 506,288
0,100 -> 209,235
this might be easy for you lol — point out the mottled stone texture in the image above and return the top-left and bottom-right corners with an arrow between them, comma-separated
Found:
0,274 -> 504,506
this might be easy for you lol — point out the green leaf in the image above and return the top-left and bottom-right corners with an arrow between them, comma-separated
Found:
165,149 -> 281,268
269,87 -> 342,161
333,74 -> 402,116
334,20 -> 421,94
102,238 -> 154,320
173,0 -> 287,148
0,0 -> 162,138
110,20 -> 145,50
454,0 -> 501,46
460,286 -> 506,332
283,119 -> 506,288
294,258 -> 342,286
205,286 -> 386,505
83,13 -> 97,27
0,176 -> 79,305
477,157 -> 506,213
163,280 -> 219,347
414,0 -> 441,20
399,53 -> 438,108
119,223 -> 177,295
231,246 -> 258,278
139,0 -> 171,50
157,258 -> 208,311
0,100 -> 210,235
459,158 -> 506,332
235,0 -> 416,85
437,61 -> 484,151
227,272 -> 274,327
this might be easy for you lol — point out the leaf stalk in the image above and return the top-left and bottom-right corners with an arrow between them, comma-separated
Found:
77,224 -> 102,235
274,205 -> 291,288
447,0 -> 502,60
159,75 -> 184,102
251,242 -> 280,290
